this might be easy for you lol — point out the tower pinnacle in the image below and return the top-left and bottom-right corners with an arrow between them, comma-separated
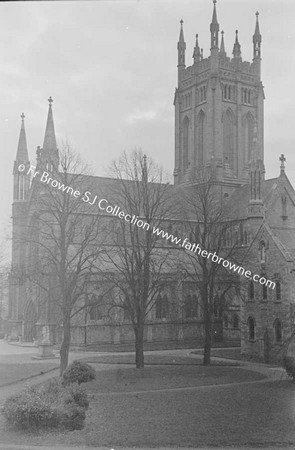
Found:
253,11 -> 262,59
177,19 -> 186,69
193,34 -> 201,63
232,30 -> 241,58
279,154 -> 286,174
210,0 -> 219,50
220,30 -> 226,54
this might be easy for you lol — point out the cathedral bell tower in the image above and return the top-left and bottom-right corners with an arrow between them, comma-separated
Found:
173,0 -> 264,194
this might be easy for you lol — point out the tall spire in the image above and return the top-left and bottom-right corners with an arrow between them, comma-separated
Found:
232,30 -> 241,58
13,113 -> 30,201
177,19 -> 186,69
16,113 -> 29,163
253,11 -> 262,59
43,96 -> 57,152
220,30 -> 226,54
210,0 -> 219,50
193,34 -> 201,63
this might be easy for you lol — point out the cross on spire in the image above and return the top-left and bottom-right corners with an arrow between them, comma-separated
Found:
20,113 -> 25,121
48,96 -> 53,106
279,154 -> 286,172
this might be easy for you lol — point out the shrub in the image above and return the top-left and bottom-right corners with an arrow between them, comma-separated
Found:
1,378 -> 89,431
56,404 -> 86,431
283,356 -> 295,379
63,382 -> 89,409
2,386 -> 59,431
62,360 -> 96,386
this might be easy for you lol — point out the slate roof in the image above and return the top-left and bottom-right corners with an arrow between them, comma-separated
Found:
227,177 -> 279,220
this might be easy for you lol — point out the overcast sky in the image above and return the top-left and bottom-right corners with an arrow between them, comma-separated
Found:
1,0 -> 295,260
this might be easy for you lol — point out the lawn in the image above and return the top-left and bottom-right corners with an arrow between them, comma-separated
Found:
0,362 -> 59,387
83,352 -> 239,366
192,347 -> 242,361
1,364 -> 284,448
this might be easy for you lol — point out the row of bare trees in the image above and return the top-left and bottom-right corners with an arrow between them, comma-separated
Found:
21,147 -> 249,373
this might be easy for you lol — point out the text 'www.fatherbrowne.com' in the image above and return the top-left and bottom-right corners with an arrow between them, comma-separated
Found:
152,226 -> 275,289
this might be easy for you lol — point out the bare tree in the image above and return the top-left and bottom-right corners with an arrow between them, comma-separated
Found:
179,172 -> 249,365
101,150 -> 174,368
25,146 -> 104,373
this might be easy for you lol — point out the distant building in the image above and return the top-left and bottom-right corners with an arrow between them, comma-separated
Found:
8,1 -> 295,361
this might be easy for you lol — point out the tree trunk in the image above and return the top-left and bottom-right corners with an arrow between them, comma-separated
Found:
203,312 -> 212,365
60,314 -> 71,375
135,324 -> 144,369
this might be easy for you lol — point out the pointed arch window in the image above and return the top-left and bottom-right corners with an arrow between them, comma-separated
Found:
89,295 -> 103,321
233,314 -> 239,329
185,294 -> 197,318
185,295 -> 192,318
243,113 -> 254,165
197,111 -> 205,165
123,297 -> 131,320
194,224 -> 200,240
224,85 -> 228,100
274,319 -> 282,343
223,109 -> 236,171
18,174 -> 26,200
281,194 -> 288,220
249,280 -> 255,300
155,294 -> 168,320
223,314 -> 229,328
182,117 -> 190,170
275,281 -> 281,301
260,241 -> 266,264
248,316 -> 255,341
192,294 -> 198,317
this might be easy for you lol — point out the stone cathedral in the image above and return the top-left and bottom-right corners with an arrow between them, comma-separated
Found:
8,1 -> 295,363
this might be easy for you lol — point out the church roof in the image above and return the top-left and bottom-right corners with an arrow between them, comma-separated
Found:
228,177 -> 279,219
271,227 -> 295,254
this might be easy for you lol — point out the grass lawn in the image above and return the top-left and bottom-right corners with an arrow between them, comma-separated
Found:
0,362 -> 59,387
192,347 -> 242,361
0,364 -> 280,448
83,352 -> 239,366
86,364 -> 264,393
